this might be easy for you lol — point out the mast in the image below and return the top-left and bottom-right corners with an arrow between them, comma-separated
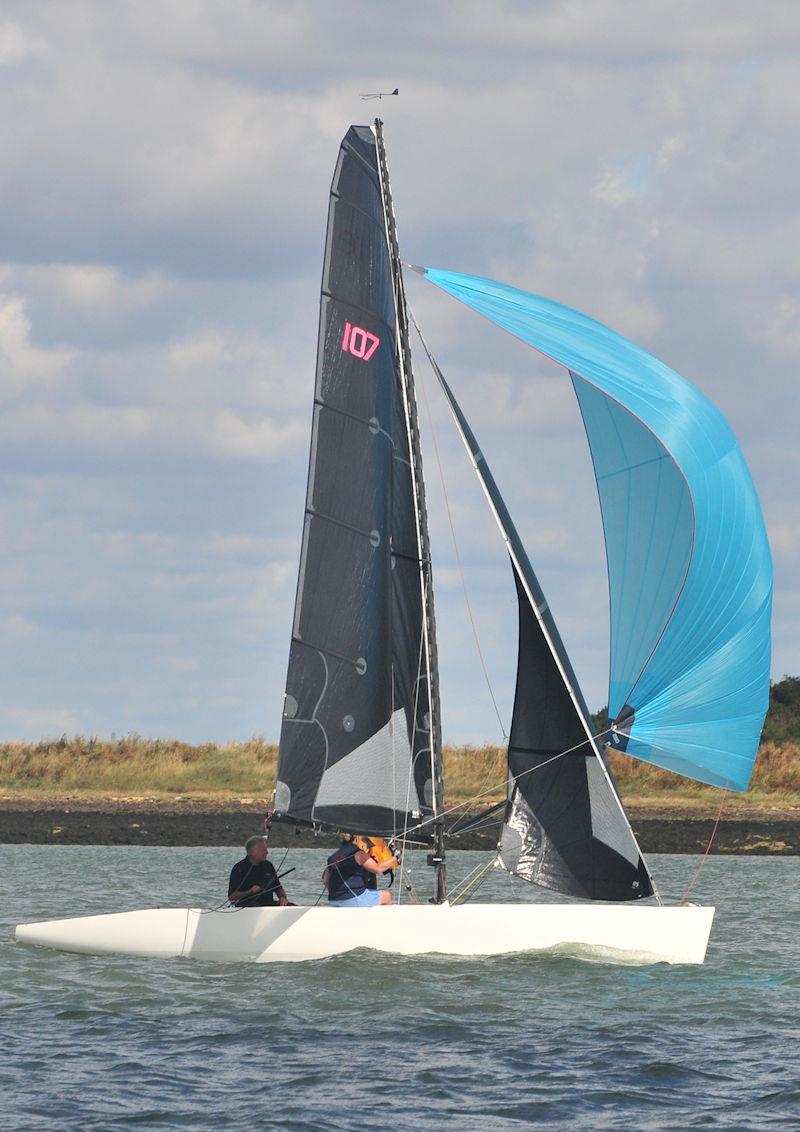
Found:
374,120 -> 446,902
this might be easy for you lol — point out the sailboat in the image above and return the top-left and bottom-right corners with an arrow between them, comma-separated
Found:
16,121 -> 772,965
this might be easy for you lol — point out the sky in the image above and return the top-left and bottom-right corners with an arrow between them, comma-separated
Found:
1,1 -> 798,745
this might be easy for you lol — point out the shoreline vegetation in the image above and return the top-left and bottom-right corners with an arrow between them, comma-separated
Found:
2,680 -> 798,854
0,734 -> 797,815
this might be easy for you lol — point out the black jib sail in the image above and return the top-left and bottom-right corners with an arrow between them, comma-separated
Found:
274,124 -> 440,838
413,329 -> 652,901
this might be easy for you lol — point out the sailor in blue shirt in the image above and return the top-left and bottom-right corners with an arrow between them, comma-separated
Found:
323,832 -> 393,907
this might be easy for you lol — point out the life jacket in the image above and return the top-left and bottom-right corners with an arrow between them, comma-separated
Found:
327,842 -> 368,901
353,835 -> 398,871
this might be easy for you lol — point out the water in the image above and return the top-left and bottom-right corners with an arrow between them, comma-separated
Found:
1,847 -> 798,1131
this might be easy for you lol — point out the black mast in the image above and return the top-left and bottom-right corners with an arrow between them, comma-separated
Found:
374,119 -> 446,902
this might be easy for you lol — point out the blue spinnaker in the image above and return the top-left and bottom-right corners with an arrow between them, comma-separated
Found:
421,268 -> 772,791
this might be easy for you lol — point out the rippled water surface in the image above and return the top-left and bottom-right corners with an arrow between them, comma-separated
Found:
2,847 -> 798,1130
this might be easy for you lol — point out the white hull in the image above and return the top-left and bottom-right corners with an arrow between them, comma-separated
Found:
15,902 -> 714,965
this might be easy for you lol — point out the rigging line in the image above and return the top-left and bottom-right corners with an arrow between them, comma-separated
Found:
679,787 -> 728,904
452,863 -> 495,907
398,621 -> 428,894
446,856 -> 495,901
390,669 -> 397,851
446,811 -> 505,839
179,908 -> 192,955
448,810 -> 506,835
446,866 -> 483,901
440,784 -> 507,822
392,676 -> 414,910
444,748 -> 509,831
446,798 -> 507,834
450,856 -> 498,906
409,303 -> 508,742
398,861 -> 421,903
416,726 -> 618,830
207,861 -> 296,914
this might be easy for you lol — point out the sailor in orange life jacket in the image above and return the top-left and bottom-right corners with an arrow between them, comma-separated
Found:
323,832 -> 396,907
353,834 -> 399,890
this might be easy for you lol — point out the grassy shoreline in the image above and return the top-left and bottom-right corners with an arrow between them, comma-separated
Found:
1,735 -> 797,814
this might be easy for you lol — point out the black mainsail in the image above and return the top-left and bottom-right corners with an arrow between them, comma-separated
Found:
412,327 -> 653,902
274,124 -> 442,845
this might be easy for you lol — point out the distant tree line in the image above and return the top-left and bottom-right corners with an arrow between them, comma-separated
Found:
762,676 -> 800,743
592,675 -> 800,743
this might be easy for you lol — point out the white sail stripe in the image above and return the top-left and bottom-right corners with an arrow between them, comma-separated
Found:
313,708 -> 421,812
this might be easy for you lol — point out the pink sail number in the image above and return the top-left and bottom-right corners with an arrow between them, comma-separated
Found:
341,321 -> 380,361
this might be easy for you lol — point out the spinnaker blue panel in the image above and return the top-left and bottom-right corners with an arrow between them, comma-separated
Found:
421,268 -> 772,791
569,376 -> 694,722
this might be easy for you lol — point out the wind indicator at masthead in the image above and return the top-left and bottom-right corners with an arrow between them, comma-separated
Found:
361,88 -> 399,100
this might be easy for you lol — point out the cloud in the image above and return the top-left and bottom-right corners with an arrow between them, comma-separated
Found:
0,1 -> 797,742
0,402 -> 153,457
208,410 -> 307,461
34,263 -> 170,312
760,297 -> 800,359
0,706 -> 84,739
163,327 -> 311,411
592,165 -> 647,208
0,18 -> 46,66
0,293 -> 74,393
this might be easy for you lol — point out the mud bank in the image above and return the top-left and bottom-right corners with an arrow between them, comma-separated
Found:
1,801 -> 798,854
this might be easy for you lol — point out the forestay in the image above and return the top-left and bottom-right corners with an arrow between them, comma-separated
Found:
421,269 -> 773,792
274,126 -> 438,836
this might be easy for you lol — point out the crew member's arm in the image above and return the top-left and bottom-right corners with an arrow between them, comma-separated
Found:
322,867 -> 331,888
355,850 -> 393,875
263,864 -> 289,906
228,865 -> 261,903
228,884 -> 262,902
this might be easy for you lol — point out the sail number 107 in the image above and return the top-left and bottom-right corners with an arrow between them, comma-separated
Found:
342,321 -> 380,361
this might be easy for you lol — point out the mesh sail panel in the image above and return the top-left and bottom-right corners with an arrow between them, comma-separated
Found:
500,572 -> 652,901
275,126 -> 432,835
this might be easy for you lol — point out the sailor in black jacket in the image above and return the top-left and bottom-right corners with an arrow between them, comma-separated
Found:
228,836 -> 289,907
